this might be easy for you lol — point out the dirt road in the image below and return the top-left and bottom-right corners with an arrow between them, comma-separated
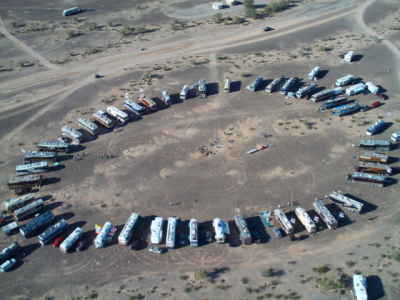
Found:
0,15 -> 58,70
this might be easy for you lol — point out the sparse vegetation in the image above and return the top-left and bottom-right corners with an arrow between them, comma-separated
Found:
312,265 -> 331,274
119,25 -> 158,36
194,269 -> 208,281
263,0 -> 292,16
244,0 -> 257,18
315,273 -> 351,292
129,294 -> 145,300
241,277 -> 250,284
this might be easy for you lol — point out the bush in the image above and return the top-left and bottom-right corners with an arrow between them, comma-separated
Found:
194,270 -> 208,281
119,25 -> 156,36
213,13 -> 224,24
312,265 -> 331,274
241,277 -> 250,284
244,0 -> 257,18
263,0 -> 291,16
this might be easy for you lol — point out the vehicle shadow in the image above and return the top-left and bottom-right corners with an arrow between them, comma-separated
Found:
230,80 -> 241,93
367,275 -> 385,299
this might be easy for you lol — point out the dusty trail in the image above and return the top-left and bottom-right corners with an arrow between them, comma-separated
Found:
0,0 -> 357,115
0,15 -> 58,70
356,0 -> 400,81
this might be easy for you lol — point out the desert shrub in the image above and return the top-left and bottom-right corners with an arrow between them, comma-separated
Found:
244,0 -> 257,18
263,0 -> 291,15
313,265 -> 331,274
194,270 -> 208,281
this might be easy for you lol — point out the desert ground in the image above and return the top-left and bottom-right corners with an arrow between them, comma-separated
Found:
1,0 -> 400,299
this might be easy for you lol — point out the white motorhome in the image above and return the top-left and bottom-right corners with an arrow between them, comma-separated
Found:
150,217 -> 164,245
294,207 -> 316,233
327,191 -> 363,213
188,218 -> 198,247
353,274 -> 368,300
213,218 -> 229,243
166,217 -> 179,249
106,106 -> 129,125
273,209 -> 293,235
118,213 -> 140,246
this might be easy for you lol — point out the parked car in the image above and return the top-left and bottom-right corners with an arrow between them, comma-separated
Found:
371,101 -> 382,108
148,246 -> 165,254
52,236 -> 66,248
272,227 -> 283,238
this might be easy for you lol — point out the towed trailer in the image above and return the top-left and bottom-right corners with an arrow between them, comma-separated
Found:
357,139 -> 392,151
313,199 -> 338,230
189,218 -> 199,247
161,90 -> 172,106
77,118 -> 99,136
335,74 -> 358,87
137,96 -> 157,111
0,242 -> 20,264
0,258 -> 17,272
311,87 -> 344,102
319,97 -> 349,111
37,141 -> 70,152
346,83 -> 366,96
2,221 -> 18,236
224,78 -> 231,92
106,106 -> 129,125
3,193 -> 35,212
38,219 -> 68,246
92,110 -> 114,129
331,102 -> 360,116
63,7 -> 82,16
234,215 -> 252,245
273,209 -> 293,235
366,81 -> 379,94
180,85 -> 190,101
213,218 -> 229,243
391,131 -> 400,143
259,210 -> 274,227
61,126 -> 83,143
19,211 -> 55,238
124,99 -> 145,114
358,151 -> 389,163
166,216 -> 179,249
198,79 -> 207,98
294,207 -> 316,234
118,212 -> 140,246
265,77 -> 284,93
94,222 -> 116,248
8,175 -> 42,194
150,217 -> 163,245
308,66 -> 321,81
356,161 -> 392,175
24,151 -> 58,163
124,92 -> 145,114
366,120 -> 386,136
347,172 -> 387,187
280,77 -> 297,95
16,161 -> 60,176
327,191 -> 363,213
296,83 -> 317,98
344,51 -> 355,62
60,227 -> 84,253
14,199 -> 44,221
246,76 -> 264,92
